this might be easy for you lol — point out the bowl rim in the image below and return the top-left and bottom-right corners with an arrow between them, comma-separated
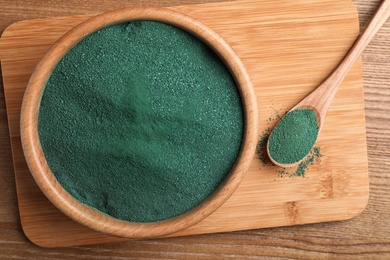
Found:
20,7 -> 259,239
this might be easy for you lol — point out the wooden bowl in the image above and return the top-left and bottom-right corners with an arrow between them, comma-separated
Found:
20,7 -> 258,239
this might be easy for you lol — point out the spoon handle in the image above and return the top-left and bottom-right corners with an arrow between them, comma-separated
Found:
336,0 -> 390,83
294,0 -> 390,125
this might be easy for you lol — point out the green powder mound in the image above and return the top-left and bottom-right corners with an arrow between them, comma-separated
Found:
268,109 -> 318,165
38,21 -> 243,223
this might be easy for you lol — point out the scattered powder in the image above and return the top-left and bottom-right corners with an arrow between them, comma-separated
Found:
278,146 -> 322,177
38,21 -> 243,223
255,127 -> 271,165
256,106 -> 283,165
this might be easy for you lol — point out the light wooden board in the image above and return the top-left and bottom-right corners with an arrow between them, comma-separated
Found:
0,0 -> 369,248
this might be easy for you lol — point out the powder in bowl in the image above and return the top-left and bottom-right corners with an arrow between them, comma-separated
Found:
38,20 -> 244,223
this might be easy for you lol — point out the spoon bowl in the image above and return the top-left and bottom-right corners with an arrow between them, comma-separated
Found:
267,108 -> 320,167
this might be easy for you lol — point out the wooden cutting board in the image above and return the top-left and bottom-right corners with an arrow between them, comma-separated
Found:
0,0 -> 369,248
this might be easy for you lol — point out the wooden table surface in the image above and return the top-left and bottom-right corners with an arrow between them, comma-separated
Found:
0,0 -> 389,259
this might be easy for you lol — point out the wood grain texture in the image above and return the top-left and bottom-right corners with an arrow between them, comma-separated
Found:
1,0 -> 368,247
0,0 -> 388,259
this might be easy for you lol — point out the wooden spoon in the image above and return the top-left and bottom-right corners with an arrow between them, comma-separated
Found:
267,0 -> 390,167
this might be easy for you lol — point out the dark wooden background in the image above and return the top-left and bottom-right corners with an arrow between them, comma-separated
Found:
1,0 -> 389,258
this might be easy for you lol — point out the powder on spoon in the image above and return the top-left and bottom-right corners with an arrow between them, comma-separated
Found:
38,21 -> 243,223
267,109 -> 319,165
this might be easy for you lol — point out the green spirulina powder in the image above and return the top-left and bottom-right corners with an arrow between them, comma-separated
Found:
38,21 -> 243,223
268,109 -> 319,165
